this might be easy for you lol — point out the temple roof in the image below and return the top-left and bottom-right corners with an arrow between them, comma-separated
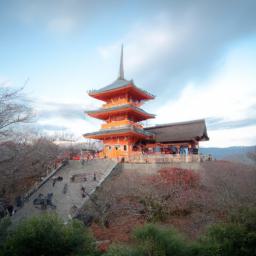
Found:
88,79 -> 155,101
85,104 -> 155,121
83,125 -> 154,139
93,78 -> 131,93
88,46 -> 154,101
144,119 -> 209,143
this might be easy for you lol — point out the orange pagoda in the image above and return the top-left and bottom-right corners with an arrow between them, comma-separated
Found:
84,46 -> 155,159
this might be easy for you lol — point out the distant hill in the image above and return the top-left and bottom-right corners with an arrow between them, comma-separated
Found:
200,146 -> 255,164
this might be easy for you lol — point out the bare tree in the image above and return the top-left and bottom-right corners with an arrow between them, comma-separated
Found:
0,133 -> 59,203
0,86 -> 33,140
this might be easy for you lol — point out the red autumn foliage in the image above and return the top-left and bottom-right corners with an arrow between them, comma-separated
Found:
146,168 -> 200,189
97,240 -> 111,253
91,215 -> 144,251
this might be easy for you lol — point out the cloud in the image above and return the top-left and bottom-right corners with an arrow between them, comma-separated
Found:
98,15 -> 173,75
98,1 -> 256,95
207,117 -> 256,130
36,123 -> 68,132
1,0 -> 89,34
34,99 -> 101,136
0,76 -> 13,87
37,101 -> 85,120
204,125 -> 256,147
48,17 -> 76,33
151,43 -> 256,147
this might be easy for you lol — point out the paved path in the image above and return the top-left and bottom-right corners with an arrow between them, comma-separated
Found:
12,159 -> 117,223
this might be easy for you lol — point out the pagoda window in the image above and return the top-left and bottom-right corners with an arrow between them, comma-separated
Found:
124,145 -> 127,151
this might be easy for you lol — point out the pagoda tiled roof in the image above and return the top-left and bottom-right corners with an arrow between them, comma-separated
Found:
95,79 -> 131,92
83,125 -> 154,138
85,104 -> 155,118
89,78 -> 155,99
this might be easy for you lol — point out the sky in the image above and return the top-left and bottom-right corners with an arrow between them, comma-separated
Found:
1,0 -> 256,147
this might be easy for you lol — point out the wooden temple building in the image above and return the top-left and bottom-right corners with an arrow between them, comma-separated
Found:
83,47 -> 209,161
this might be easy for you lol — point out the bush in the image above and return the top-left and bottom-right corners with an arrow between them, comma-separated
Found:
139,197 -> 168,222
105,245 -> 140,256
196,207 -> 256,256
0,216 -> 11,249
133,224 -> 189,256
106,224 -> 189,256
229,207 -> 256,231
106,207 -> 256,256
198,224 -> 248,256
2,214 -> 97,256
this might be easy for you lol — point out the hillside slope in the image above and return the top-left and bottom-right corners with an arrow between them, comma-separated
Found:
79,161 -> 256,244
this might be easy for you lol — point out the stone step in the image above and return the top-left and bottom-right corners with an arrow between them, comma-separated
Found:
12,159 -> 117,223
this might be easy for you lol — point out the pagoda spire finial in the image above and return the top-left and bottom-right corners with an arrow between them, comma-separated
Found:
118,44 -> 124,80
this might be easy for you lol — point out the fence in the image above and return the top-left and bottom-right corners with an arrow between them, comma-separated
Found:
126,153 -> 207,163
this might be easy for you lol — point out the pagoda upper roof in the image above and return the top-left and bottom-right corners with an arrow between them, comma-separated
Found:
83,125 -> 154,140
85,104 -> 155,121
88,78 -> 155,101
95,78 -> 131,92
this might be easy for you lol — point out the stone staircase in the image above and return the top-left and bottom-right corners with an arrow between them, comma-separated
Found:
12,159 -> 117,223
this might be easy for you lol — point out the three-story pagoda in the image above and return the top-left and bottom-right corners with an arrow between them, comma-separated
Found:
83,46 -> 155,159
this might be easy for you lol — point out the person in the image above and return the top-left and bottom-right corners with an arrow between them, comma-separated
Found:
15,196 -> 23,207
63,184 -> 68,194
41,198 -> 47,210
7,205 -> 13,216
93,173 -> 96,181
81,186 -> 86,198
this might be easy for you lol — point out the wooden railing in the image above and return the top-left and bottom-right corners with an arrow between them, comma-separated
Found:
102,99 -> 143,108
101,120 -> 143,129
127,154 -> 201,163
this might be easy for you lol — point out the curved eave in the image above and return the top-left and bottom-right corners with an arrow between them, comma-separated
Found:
83,127 -> 154,140
85,105 -> 155,121
89,84 -> 155,101
197,135 -> 210,141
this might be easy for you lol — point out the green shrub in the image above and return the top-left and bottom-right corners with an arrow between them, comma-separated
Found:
105,224 -> 190,256
140,197 -> 168,222
105,244 -> 140,256
105,208 -> 256,256
199,224 -> 247,256
229,207 -> 256,232
132,224 -> 189,256
197,208 -> 256,256
2,214 -> 97,256
0,216 -> 11,250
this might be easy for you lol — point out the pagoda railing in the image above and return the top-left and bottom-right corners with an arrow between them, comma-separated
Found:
101,120 -> 143,130
102,99 -> 143,108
